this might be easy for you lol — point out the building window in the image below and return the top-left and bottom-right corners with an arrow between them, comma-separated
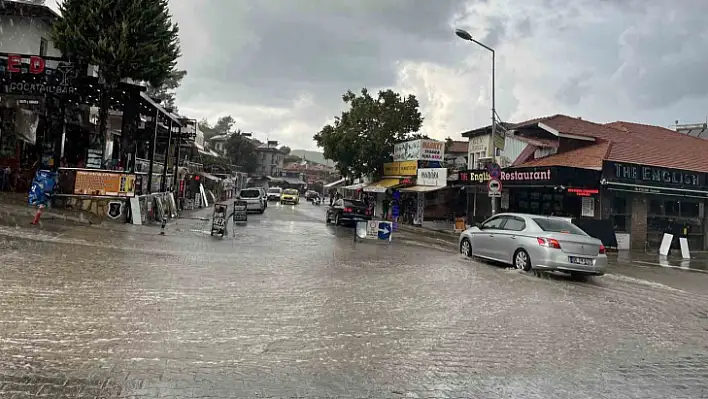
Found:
40,38 -> 48,56
647,196 -> 704,250
609,192 -> 630,232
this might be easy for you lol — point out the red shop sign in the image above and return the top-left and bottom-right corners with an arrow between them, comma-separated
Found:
5,54 -> 46,74
567,188 -> 598,196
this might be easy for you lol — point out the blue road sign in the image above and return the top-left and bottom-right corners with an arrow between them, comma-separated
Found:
488,162 -> 501,179
378,222 -> 392,240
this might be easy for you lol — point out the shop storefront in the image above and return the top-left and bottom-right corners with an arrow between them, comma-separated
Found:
1,52 -> 192,224
398,167 -> 448,225
459,166 -> 602,222
602,161 -> 708,251
363,160 -> 417,218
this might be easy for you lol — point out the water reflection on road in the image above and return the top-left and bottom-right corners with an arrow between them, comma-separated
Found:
0,202 -> 707,398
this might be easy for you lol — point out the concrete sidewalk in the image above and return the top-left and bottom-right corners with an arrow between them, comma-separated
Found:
0,193 -> 98,226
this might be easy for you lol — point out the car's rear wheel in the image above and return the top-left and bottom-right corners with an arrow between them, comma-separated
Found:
513,249 -> 532,271
460,238 -> 472,257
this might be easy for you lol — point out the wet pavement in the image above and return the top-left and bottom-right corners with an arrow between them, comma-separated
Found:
1,201 -> 708,398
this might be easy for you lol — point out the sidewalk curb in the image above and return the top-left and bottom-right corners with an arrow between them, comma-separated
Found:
395,224 -> 459,240
0,204 -> 93,226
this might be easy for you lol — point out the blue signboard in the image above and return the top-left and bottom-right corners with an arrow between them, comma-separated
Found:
378,222 -> 392,241
488,163 -> 501,179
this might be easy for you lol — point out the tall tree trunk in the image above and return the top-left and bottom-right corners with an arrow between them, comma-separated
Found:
97,77 -> 114,164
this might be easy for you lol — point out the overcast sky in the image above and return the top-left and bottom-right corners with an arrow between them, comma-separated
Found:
47,0 -> 708,150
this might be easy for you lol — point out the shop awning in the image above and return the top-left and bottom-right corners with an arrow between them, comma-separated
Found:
399,185 -> 447,193
198,172 -> 222,183
364,178 -> 400,193
342,182 -> 366,190
324,177 -> 346,188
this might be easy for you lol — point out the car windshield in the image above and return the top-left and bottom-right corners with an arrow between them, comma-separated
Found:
239,189 -> 260,198
532,217 -> 587,236
284,189 -> 298,195
344,199 -> 365,208
267,188 -> 281,193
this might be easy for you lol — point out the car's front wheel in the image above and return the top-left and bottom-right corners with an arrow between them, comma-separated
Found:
460,238 -> 473,257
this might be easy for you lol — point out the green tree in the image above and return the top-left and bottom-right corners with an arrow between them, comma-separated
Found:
284,154 -> 302,164
313,88 -> 423,178
225,131 -> 259,174
201,115 -> 235,140
145,69 -> 187,112
51,0 -> 181,159
279,145 -> 291,155
444,136 -> 454,152
198,118 -> 215,138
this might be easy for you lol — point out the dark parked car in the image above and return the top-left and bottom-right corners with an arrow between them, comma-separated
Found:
326,198 -> 371,226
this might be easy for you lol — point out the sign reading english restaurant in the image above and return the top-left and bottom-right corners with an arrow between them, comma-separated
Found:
461,168 -> 552,183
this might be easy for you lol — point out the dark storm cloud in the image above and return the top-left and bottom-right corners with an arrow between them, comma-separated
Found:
177,0 -> 469,107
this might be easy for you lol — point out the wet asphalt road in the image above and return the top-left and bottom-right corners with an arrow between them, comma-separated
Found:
1,201 -> 708,398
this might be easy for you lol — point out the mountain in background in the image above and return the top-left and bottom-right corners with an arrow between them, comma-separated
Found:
289,149 -> 335,166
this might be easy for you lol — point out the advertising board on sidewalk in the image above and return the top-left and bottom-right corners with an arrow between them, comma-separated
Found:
355,220 -> 393,242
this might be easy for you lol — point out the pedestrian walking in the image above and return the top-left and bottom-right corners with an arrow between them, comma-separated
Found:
382,198 -> 389,220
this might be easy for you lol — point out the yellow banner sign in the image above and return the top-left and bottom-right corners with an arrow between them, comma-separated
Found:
384,160 -> 417,176
74,171 -> 136,197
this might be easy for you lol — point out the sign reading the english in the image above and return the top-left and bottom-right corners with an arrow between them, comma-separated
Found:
606,161 -> 703,187
393,139 -> 444,162
1,54 -> 78,95
417,168 -> 447,187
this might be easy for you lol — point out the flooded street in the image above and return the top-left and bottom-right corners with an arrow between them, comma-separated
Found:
1,203 -> 708,398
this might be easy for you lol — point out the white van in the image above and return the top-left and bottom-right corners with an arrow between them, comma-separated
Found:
266,187 -> 283,201
238,188 -> 266,213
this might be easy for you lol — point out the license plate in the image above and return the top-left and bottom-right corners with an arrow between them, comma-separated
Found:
569,257 -> 593,265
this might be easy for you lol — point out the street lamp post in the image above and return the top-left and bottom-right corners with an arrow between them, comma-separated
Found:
455,28 -> 498,215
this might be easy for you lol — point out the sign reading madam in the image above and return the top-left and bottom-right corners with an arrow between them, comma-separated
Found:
417,168 -> 447,187
606,162 -> 704,188
1,54 -> 78,95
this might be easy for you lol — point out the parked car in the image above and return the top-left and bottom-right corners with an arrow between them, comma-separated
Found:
459,213 -> 607,277
237,188 -> 266,213
326,198 -> 371,226
280,188 -> 300,205
267,187 -> 282,201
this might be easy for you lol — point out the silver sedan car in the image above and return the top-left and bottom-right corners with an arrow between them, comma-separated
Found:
459,213 -> 607,276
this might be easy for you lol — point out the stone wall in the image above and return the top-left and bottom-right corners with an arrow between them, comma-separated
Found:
53,193 -> 178,225
53,196 -> 129,223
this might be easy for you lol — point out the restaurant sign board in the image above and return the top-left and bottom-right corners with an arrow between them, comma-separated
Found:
603,161 -> 706,189
459,168 -> 552,183
74,170 -> 136,197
